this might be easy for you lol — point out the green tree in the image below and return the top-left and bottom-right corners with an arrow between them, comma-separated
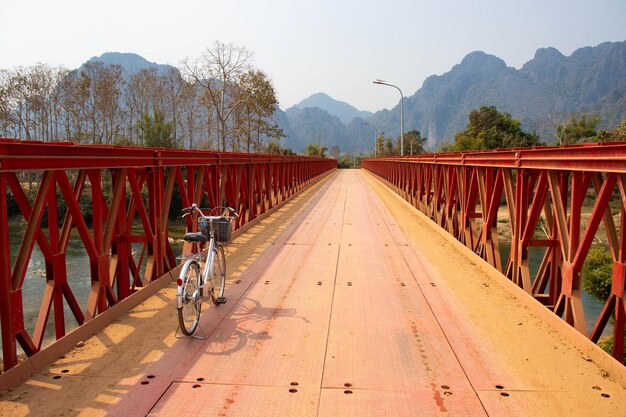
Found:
304,143 -> 328,157
374,133 -> 385,156
597,120 -> 626,142
385,137 -> 397,156
136,109 -> 175,148
556,113 -> 600,145
583,245 -> 613,302
583,244 -> 626,363
237,69 -> 283,152
337,154 -> 353,168
443,105 -> 542,152
402,129 -> 427,155
265,141 -> 296,155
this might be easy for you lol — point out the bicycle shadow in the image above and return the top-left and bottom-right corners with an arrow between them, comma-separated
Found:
200,296 -> 310,356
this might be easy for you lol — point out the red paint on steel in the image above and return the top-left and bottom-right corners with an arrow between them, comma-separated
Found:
362,142 -> 626,362
0,139 -> 335,372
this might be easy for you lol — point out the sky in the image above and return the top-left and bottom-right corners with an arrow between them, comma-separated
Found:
1,0 -> 625,112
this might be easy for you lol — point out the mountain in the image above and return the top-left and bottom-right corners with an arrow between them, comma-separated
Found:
72,42 -> 626,153
291,92 -> 372,124
282,106 -> 348,152
83,52 -> 176,76
369,41 -> 626,149
284,41 -> 626,152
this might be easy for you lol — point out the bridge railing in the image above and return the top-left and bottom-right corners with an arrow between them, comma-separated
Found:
363,142 -> 626,363
0,139 -> 336,372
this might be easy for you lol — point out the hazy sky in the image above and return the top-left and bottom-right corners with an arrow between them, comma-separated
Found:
2,0 -> 625,112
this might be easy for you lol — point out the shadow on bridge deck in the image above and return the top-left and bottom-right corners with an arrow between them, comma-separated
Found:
1,170 -> 624,416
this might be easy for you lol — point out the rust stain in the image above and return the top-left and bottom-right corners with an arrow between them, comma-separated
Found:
431,383 -> 447,413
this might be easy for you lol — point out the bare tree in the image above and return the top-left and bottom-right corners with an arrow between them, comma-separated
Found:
56,70 -> 89,142
183,41 -> 253,151
0,69 -> 15,137
0,44 -> 284,152
163,67 -> 186,147
78,62 -> 124,144
179,81 -> 200,149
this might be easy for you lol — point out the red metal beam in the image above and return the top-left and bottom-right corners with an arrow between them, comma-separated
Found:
0,139 -> 336,372
363,142 -> 626,363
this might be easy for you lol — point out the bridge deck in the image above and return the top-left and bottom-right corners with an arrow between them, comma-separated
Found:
2,170 -> 624,416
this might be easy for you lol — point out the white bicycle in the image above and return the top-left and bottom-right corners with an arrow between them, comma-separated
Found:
176,204 -> 239,336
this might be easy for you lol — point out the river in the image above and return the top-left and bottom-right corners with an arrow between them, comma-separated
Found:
498,242 -> 610,336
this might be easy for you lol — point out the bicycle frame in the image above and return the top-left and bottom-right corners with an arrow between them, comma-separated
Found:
176,223 -> 217,309
176,204 -> 239,310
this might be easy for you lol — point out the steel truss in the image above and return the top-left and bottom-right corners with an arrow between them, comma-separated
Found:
363,143 -> 626,363
0,139 -> 335,371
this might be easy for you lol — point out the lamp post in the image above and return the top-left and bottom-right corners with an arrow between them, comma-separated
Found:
365,122 -> 378,157
373,79 -> 404,156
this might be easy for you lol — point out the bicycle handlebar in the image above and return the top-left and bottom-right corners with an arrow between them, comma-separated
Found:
181,203 -> 239,220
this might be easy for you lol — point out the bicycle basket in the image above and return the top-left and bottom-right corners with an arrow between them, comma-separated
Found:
215,218 -> 233,243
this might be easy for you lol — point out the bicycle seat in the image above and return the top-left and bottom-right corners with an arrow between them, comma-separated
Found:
182,232 -> 208,243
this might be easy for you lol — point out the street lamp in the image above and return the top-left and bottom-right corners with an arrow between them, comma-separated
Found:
365,122 -> 378,157
373,79 -> 404,156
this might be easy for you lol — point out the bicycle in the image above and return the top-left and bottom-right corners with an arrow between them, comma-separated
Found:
176,203 -> 239,337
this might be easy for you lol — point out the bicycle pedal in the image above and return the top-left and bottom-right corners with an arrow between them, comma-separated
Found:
215,296 -> 227,304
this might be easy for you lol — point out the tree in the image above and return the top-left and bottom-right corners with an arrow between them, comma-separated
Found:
163,67 -> 185,148
583,244 -> 626,363
0,71 -> 11,135
236,69 -> 282,152
136,109 -> 174,148
443,105 -> 542,152
0,45 -> 286,153
384,137 -> 396,156
374,133 -> 386,156
55,68 -> 96,143
372,131 -> 426,156
329,145 -> 341,159
266,141 -> 296,155
183,41 -> 253,151
0,65 -> 64,141
304,143 -> 327,157
178,79 -> 200,149
79,61 -> 124,144
403,129 -> 427,155
373,132 -> 399,156
556,113 -> 600,145
597,120 -> 626,142
583,245 -> 613,302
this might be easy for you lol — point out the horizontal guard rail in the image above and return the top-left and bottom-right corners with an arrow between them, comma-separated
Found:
363,142 -> 626,363
0,139 -> 336,372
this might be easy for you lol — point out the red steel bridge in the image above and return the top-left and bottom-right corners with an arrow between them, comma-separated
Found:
363,142 -> 626,363
0,139 -> 334,371
0,139 -> 625,416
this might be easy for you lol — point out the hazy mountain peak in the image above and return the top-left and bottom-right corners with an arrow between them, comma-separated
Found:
370,41 -> 626,150
533,47 -> 565,61
291,92 -> 372,124
86,52 -> 174,76
458,51 -> 508,71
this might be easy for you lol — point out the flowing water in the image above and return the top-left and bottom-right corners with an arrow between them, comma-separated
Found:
3,222 -> 184,354
498,242 -> 610,336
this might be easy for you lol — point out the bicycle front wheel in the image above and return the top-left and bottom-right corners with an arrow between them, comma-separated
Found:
177,260 -> 202,336
210,244 -> 226,305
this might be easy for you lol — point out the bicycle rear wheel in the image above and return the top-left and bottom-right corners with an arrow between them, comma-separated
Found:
210,244 -> 226,305
177,260 -> 202,335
